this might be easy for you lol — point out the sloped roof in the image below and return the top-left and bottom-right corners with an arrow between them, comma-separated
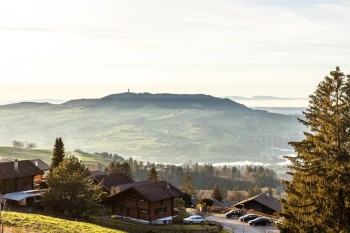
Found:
88,170 -> 105,178
30,159 -> 50,172
93,173 -> 133,191
190,196 -> 224,207
112,180 -> 150,193
223,201 -> 235,207
212,198 -> 224,207
108,181 -> 184,202
3,189 -> 45,201
0,160 -> 44,179
234,193 -> 281,212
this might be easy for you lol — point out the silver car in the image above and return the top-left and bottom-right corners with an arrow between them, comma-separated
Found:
183,215 -> 204,224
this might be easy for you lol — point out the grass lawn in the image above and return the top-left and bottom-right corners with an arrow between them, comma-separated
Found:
2,211 -> 126,233
90,215 -> 221,232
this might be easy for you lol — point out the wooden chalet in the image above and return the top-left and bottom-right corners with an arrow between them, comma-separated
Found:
233,192 -> 281,215
104,181 -> 183,224
0,159 -> 44,194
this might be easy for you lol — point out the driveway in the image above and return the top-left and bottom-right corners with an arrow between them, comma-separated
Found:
205,214 -> 279,233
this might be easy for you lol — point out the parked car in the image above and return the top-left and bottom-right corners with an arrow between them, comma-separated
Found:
225,209 -> 243,218
183,215 -> 204,224
239,214 -> 259,222
248,217 -> 271,226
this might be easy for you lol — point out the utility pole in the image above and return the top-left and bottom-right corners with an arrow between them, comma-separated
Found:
0,194 -> 3,233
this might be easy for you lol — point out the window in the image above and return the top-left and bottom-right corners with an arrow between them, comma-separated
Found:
139,208 -> 148,214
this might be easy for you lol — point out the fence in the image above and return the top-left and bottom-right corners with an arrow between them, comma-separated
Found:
89,216 -> 221,233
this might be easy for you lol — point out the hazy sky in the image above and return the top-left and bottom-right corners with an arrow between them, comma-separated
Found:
1,0 -> 350,102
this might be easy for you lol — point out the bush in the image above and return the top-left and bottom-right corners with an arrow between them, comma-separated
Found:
208,206 -> 226,213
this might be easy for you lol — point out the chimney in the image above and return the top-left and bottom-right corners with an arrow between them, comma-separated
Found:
167,182 -> 171,190
35,160 -> 39,166
266,192 -> 270,198
14,159 -> 19,170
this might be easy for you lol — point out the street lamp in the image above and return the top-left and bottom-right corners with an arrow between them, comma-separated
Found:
242,204 -> 245,233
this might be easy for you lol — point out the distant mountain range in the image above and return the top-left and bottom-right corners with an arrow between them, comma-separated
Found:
0,93 -> 305,164
226,95 -> 307,100
226,95 -> 309,109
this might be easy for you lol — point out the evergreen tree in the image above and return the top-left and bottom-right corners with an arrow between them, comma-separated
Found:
179,172 -> 196,196
280,67 -> 350,233
106,160 -> 133,180
248,185 -> 261,197
43,156 -> 107,217
50,137 -> 65,171
212,184 -> 223,203
148,166 -> 158,182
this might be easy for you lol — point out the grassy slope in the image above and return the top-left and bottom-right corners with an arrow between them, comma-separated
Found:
0,103 -> 305,164
2,211 -> 125,233
0,147 -> 111,168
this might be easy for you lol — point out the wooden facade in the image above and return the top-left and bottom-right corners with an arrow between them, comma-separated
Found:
111,189 -> 174,222
2,176 -> 34,194
105,181 -> 183,223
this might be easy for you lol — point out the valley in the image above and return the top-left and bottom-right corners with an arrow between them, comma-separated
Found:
0,93 -> 305,165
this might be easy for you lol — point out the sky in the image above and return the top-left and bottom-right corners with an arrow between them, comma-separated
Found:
0,0 -> 350,103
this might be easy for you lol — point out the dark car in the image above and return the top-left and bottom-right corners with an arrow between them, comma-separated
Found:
248,217 -> 271,226
225,209 -> 243,218
239,214 -> 259,222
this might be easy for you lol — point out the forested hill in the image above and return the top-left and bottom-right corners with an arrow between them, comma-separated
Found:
0,92 -> 305,164
63,92 -> 251,111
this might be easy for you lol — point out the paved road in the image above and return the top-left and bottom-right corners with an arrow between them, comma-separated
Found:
205,214 -> 279,233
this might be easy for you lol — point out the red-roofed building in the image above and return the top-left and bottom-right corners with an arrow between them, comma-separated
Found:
0,159 -> 44,194
104,181 -> 183,224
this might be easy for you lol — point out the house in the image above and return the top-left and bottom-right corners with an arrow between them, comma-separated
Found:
92,172 -> 134,194
0,159 -> 44,194
30,159 -> 50,173
104,181 -> 183,224
233,192 -> 281,215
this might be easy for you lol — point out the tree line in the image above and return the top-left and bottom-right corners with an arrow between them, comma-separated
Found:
97,156 -> 280,201
11,140 -> 37,149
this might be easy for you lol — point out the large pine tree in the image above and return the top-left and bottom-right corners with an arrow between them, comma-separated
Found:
106,160 -> 134,181
280,67 -> 350,233
212,183 -> 223,203
148,166 -> 159,182
50,137 -> 65,172
179,172 -> 196,196
43,156 -> 106,217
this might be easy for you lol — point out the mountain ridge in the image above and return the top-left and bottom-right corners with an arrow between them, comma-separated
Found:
0,92 -> 304,164
62,92 -> 251,112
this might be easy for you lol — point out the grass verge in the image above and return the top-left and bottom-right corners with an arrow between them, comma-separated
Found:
2,211 -> 126,233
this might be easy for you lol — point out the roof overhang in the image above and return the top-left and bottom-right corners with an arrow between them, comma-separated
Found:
3,190 -> 45,202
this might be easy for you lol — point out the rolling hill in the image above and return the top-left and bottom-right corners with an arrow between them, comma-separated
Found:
0,93 -> 305,164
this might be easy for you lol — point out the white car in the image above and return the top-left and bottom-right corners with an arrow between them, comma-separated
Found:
183,215 -> 204,224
